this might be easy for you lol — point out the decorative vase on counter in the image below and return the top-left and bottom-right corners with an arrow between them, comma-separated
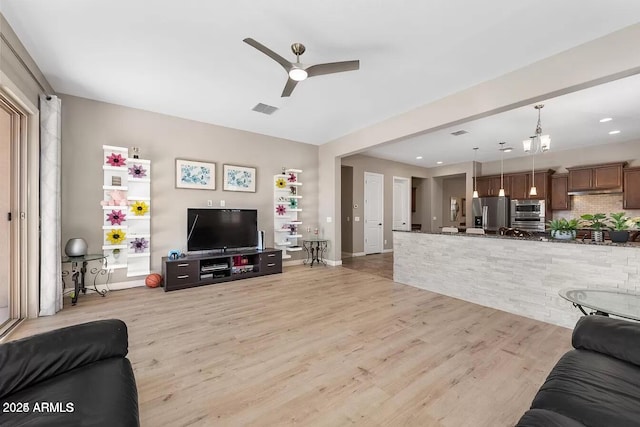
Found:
551,230 -> 576,240
591,230 -> 604,243
609,230 -> 629,243
64,238 -> 88,257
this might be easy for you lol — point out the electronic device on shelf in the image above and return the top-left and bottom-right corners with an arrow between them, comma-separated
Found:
201,263 -> 229,272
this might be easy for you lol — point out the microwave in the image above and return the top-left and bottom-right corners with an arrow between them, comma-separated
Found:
510,200 -> 545,231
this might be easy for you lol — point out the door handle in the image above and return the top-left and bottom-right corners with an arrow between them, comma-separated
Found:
378,223 -> 382,226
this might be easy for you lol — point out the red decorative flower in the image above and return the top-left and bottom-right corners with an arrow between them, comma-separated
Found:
107,210 -> 126,225
287,173 -> 297,182
106,153 -> 126,167
276,205 -> 287,215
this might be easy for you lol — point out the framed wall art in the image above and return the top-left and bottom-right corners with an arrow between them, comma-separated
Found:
223,164 -> 256,192
175,159 -> 216,190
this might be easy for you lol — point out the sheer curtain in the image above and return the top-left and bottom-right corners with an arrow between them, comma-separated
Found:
39,95 -> 62,316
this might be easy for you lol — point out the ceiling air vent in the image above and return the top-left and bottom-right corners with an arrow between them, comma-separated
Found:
451,130 -> 469,136
252,103 -> 278,115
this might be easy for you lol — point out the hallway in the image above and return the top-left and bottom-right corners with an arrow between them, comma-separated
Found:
341,252 -> 393,280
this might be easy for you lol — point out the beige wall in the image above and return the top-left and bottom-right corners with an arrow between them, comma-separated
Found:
60,94 -> 318,283
340,166 -> 353,254
341,154 -> 429,254
441,176 -> 466,228
411,177 -> 428,229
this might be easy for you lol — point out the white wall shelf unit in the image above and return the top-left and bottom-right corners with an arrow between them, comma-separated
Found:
274,169 -> 302,260
101,145 -> 151,277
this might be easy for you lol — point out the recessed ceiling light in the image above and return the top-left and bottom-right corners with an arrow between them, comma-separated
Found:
416,156 -> 423,160
436,161 -> 443,165
600,117 -> 613,123
609,130 -> 621,135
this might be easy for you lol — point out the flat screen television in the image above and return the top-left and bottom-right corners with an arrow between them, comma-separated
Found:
187,208 -> 258,252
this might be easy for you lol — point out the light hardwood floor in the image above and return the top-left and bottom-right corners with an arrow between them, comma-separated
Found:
11,266 -> 572,427
341,253 -> 393,280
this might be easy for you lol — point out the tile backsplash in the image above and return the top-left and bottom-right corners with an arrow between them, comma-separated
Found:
554,194 -> 640,221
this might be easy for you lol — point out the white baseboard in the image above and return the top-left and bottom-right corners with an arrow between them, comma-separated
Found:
327,259 -> 342,266
347,252 -> 366,257
382,249 -> 394,253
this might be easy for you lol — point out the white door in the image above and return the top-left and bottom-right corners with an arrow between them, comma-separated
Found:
364,172 -> 383,254
393,177 -> 410,231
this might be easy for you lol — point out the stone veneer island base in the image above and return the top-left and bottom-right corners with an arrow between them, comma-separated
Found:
393,231 -> 640,328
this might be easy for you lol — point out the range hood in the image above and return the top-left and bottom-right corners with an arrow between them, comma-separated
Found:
567,188 -> 623,196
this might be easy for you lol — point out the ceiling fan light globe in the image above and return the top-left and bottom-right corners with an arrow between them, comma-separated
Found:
289,68 -> 308,81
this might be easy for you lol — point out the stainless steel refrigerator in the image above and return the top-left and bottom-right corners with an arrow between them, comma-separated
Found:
472,197 -> 510,232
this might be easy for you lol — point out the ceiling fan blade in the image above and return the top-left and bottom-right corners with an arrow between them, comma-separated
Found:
243,38 -> 292,71
281,78 -> 299,97
306,60 -> 360,77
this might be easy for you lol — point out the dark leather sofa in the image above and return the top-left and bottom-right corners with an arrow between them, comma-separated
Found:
0,319 -> 139,427
516,315 -> 640,427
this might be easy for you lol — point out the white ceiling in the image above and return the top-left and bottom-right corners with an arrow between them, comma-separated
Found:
365,72 -> 640,166
2,1 -> 640,145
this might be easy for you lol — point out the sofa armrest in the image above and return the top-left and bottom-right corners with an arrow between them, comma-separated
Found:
0,319 -> 129,399
572,315 -> 640,366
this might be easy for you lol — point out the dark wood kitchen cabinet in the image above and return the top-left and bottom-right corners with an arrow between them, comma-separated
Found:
509,173 -> 529,200
551,174 -> 569,210
623,167 -> 640,209
529,172 -> 550,200
568,168 -> 592,191
567,162 -> 625,193
476,176 -> 500,197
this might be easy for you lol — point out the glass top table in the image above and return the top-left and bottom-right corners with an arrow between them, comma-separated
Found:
559,288 -> 640,321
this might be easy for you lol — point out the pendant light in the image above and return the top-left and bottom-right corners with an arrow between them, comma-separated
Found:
522,104 -> 550,197
472,147 -> 479,198
529,138 -> 537,196
498,143 -> 505,197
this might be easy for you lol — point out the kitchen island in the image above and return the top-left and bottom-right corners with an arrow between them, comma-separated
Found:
393,231 -> 640,328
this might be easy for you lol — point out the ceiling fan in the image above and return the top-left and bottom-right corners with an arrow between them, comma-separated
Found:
243,38 -> 360,97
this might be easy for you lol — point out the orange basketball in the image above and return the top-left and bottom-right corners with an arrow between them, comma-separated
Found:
145,273 -> 163,288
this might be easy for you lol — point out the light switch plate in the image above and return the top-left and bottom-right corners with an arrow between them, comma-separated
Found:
326,217 -> 332,223
354,217 -> 360,222
220,200 -> 226,207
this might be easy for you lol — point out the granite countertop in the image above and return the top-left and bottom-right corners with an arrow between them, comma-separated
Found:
398,230 -> 640,248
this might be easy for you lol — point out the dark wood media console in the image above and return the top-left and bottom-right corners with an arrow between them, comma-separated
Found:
161,248 -> 282,292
